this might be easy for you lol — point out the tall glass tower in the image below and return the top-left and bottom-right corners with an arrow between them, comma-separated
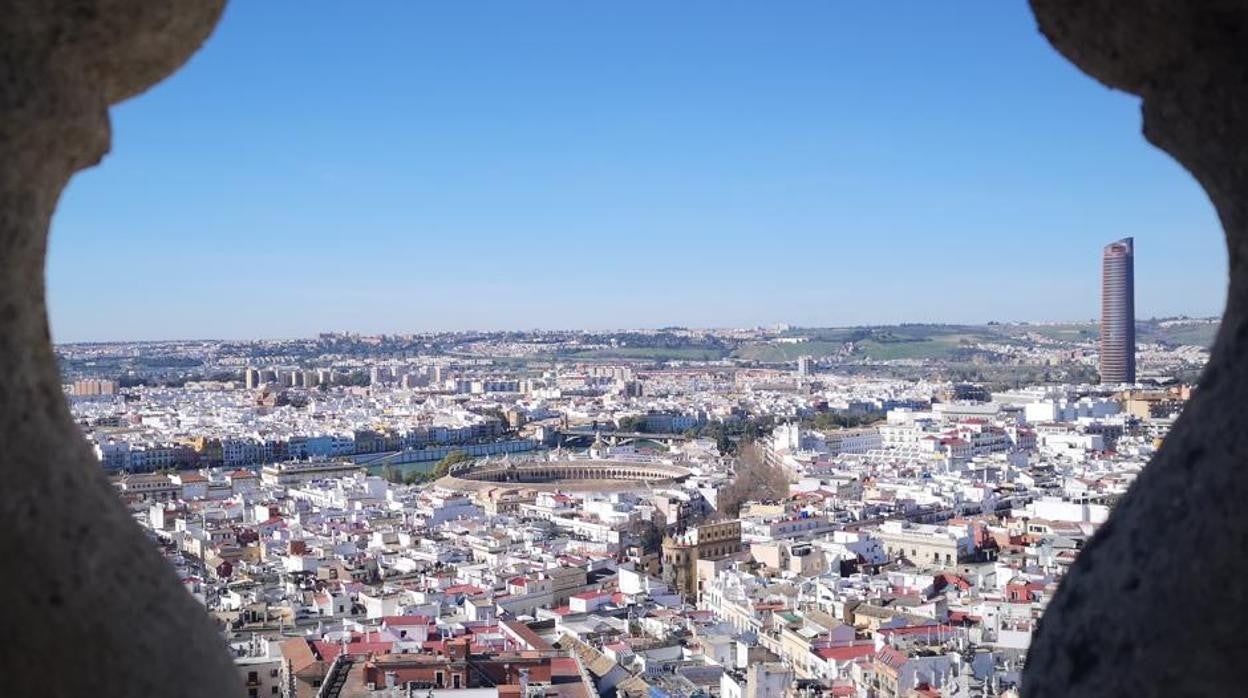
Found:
1100,237 -> 1136,384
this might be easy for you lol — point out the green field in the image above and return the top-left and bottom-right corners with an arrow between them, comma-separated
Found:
1012,323 -> 1098,341
732,340 -> 851,362
852,335 -> 973,361
1145,322 -> 1219,347
1004,320 -> 1219,348
538,319 -> 1219,366
736,325 -> 986,362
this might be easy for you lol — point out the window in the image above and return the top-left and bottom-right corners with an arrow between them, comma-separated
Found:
248,690 -> 258,698
271,687 -> 279,695
270,669 -> 279,678
248,672 -> 259,684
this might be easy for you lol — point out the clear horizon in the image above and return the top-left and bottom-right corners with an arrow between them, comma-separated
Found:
47,3 -> 1226,343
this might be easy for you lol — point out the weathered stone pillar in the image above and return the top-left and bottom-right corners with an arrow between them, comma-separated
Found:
0,2 -> 240,696
1024,3 -> 1248,696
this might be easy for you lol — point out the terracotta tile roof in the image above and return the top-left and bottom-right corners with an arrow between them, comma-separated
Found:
571,590 -> 609,601
815,643 -> 877,662
876,644 -> 908,671
312,640 -> 394,663
935,573 -> 972,591
879,623 -> 958,638
947,611 -> 982,624
500,619 -> 552,652
381,615 -> 431,626
280,638 -> 318,674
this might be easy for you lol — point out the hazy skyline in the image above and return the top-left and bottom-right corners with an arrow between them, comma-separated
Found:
48,3 -> 1225,342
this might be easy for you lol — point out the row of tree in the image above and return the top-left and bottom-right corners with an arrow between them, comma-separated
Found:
379,449 -> 475,486
380,466 -> 434,486
800,410 -> 885,431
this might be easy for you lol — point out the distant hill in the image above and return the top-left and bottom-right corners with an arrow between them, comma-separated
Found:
1000,318 -> 1219,349
731,318 -> 1219,363
1140,318 -> 1220,347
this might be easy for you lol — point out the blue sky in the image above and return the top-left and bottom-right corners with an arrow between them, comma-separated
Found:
48,2 -> 1225,342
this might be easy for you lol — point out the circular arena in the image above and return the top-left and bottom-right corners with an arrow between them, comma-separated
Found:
436,458 -> 692,493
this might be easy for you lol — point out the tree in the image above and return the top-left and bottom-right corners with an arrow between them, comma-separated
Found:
333,370 -> 370,387
381,465 -> 402,484
432,450 -> 473,478
403,470 -> 428,486
617,415 -> 650,433
118,374 -> 149,388
717,443 -> 790,517
680,415 -> 776,456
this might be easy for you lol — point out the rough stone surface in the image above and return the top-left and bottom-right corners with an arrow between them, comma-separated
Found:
1024,2 -> 1248,696
2,1 -> 1244,696
0,1 -> 240,697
